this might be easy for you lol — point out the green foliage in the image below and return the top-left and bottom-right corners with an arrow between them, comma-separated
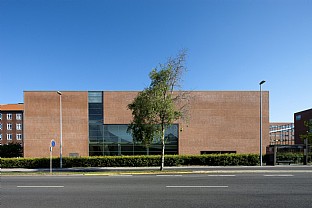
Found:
276,153 -> 311,163
127,90 -> 161,147
1,157 -> 52,168
0,143 -> 23,158
263,152 -> 312,164
127,50 -> 188,170
1,154 -> 261,168
127,67 -> 183,145
300,120 -> 312,144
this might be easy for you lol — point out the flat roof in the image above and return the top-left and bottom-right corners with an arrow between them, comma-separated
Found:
294,108 -> 312,114
0,104 -> 24,111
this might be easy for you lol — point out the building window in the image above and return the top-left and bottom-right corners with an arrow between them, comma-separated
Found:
0,134 -> 2,140
89,124 -> 179,156
16,134 -> 22,140
16,123 -> 22,130
16,114 -> 22,120
7,134 -> 12,140
296,115 -> 301,121
7,113 -> 12,120
0,113 -> 2,120
0,123 -> 2,130
88,91 -> 103,121
7,123 -> 12,130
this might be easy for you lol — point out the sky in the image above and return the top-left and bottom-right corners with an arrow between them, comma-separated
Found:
0,0 -> 311,122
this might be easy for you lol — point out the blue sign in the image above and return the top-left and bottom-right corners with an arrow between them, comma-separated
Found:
51,140 -> 56,147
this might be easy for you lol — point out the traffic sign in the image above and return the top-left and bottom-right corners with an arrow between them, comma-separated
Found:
51,140 -> 56,147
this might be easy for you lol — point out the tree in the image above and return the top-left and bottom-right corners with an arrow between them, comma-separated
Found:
128,50 -> 189,170
0,143 -> 23,158
300,120 -> 312,144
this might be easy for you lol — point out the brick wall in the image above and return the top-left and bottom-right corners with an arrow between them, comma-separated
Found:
23,91 -> 269,157
24,91 -> 89,157
102,91 -> 270,155
294,108 -> 312,144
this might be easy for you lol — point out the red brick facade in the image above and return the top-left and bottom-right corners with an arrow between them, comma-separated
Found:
23,91 -> 269,157
179,91 -> 269,154
24,91 -> 89,158
0,104 -> 24,146
294,108 -> 312,144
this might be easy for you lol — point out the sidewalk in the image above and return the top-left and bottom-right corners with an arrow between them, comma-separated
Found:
2,165 -> 312,173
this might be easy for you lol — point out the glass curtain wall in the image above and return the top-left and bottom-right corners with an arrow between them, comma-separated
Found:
270,123 -> 295,145
88,91 -> 179,156
88,92 -> 104,155
100,124 -> 178,156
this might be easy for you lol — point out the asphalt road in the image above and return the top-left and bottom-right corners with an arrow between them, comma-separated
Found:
2,172 -> 312,208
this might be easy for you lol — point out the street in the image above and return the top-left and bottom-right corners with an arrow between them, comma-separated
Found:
2,171 -> 312,208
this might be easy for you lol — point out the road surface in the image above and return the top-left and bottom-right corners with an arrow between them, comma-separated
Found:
2,171 -> 312,208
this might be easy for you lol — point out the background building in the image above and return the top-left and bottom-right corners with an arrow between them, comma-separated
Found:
23,91 -> 269,158
0,104 -> 24,146
269,122 -> 294,145
294,108 -> 312,144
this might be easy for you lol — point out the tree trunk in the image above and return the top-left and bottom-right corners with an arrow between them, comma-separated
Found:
160,127 -> 165,171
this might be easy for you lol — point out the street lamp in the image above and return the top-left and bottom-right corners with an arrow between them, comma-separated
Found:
259,80 -> 266,166
57,91 -> 63,168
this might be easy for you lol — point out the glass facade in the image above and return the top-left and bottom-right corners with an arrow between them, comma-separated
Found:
88,91 -> 103,122
88,91 -> 179,156
89,124 -> 179,156
270,123 -> 294,145
88,91 -> 104,153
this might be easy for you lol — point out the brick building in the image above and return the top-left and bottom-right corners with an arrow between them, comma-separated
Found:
23,91 -> 269,158
294,108 -> 312,144
0,104 -> 24,145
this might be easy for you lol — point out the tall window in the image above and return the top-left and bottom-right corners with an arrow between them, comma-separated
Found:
16,124 -> 22,130
7,113 -> 12,120
16,134 -> 22,140
7,123 -> 12,130
16,114 -> 22,120
0,113 -> 2,120
7,134 -> 12,140
88,91 -> 104,154
0,134 -> 2,140
0,123 -> 2,130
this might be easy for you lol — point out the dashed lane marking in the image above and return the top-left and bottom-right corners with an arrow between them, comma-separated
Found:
17,186 -> 64,188
166,186 -> 228,188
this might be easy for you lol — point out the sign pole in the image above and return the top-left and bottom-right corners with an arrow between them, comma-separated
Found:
50,146 -> 53,174
50,140 -> 56,175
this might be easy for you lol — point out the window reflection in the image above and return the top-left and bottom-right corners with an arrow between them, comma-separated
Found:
89,124 -> 178,156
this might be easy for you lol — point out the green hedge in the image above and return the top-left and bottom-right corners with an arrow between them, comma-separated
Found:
275,153 -> 311,163
1,154 -> 259,168
264,152 -> 312,164
2,153 -> 310,168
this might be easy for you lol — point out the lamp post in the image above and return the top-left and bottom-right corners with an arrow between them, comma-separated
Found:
57,91 -> 63,168
259,80 -> 265,166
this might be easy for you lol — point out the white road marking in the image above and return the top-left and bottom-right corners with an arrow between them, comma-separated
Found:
208,175 -> 236,177
166,186 -> 228,188
17,186 -> 64,188
264,175 -> 294,177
